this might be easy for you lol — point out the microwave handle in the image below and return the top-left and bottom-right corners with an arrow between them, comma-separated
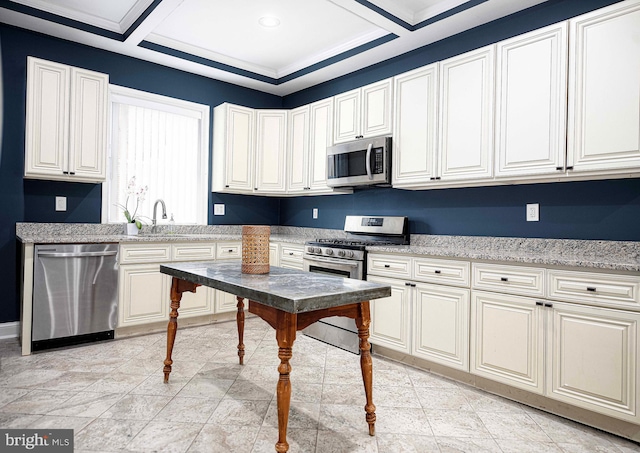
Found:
365,143 -> 373,179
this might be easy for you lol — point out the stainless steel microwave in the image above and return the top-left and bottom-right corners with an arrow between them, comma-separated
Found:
326,136 -> 391,188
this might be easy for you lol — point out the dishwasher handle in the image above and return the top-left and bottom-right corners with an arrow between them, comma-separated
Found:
37,251 -> 118,258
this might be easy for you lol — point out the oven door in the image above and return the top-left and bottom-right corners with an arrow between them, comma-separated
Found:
303,255 -> 363,280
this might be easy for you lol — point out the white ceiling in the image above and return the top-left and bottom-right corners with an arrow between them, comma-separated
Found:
1,0 -> 548,96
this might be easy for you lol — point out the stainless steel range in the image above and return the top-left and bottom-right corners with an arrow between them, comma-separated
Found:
302,215 -> 409,353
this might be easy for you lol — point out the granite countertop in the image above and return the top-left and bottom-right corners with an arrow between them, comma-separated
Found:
15,223 -> 640,273
160,261 -> 390,313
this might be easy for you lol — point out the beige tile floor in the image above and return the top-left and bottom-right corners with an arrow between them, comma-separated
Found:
1,317 -> 639,453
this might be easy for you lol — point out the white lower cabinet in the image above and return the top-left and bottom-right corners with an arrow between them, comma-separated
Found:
366,275 -> 412,354
470,291 -> 545,393
118,241 -> 240,326
367,254 -> 470,370
413,283 -> 470,370
547,301 -> 640,422
119,263 -> 170,327
279,243 -> 304,270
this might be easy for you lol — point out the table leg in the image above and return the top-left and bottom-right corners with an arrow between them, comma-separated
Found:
236,296 -> 245,365
164,278 -> 199,383
164,279 -> 183,383
275,312 -> 296,453
356,301 -> 376,436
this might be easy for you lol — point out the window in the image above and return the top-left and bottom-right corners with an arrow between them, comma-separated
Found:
103,85 -> 209,225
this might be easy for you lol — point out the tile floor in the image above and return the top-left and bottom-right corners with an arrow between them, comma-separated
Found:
1,317 -> 639,452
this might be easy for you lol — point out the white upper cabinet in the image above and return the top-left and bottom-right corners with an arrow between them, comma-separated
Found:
392,64 -> 439,187
567,0 -> 640,172
212,103 -> 255,193
255,110 -> 287,193
25,57 -> 108,183
334,78 -> 393,143
438,46 -> 495,181
495,23 -> 568,177
287,98 -> 335,194
287,105 -> 310,193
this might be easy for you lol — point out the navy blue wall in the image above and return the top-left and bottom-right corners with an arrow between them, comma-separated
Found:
280,179 -> 640,240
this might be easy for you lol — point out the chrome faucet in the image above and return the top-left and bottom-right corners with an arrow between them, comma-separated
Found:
152,199 -> 167,233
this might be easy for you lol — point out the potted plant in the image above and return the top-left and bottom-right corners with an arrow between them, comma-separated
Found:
119,176 -> 148,235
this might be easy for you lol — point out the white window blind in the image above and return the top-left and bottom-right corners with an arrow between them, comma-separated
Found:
104,85 -> 209,225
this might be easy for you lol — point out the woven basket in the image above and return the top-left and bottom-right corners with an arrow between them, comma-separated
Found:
241,225 -> 270,274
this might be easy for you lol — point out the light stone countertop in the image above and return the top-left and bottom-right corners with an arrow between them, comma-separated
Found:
15,223 -> 640,272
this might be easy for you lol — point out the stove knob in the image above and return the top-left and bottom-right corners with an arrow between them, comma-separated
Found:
307,246 -> 314,253
337,250 -> 345,257
325,249 -> 334,256
346,251 -> 354,258
314,247 -> 322,254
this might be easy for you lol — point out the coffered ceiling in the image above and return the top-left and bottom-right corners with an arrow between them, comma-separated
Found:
0,0 -> 547,95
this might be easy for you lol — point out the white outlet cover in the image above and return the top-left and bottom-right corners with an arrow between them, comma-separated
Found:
526,203 -> 539,222
214,204 -> 225,216
312,208 -> 318,219
55,196 -> 67,212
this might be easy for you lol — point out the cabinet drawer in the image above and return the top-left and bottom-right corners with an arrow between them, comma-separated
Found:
216,242 -> 241,260
548,270 -> 640,310
413,258 -> 470,287
472,263 -> 545,297
368,254 -> 412,279
280,244 -> 304,262
172,243 -> 216,261
119,243 -> 171,264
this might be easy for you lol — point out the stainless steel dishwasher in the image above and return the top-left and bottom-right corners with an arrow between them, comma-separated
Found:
32,243 -> 119,351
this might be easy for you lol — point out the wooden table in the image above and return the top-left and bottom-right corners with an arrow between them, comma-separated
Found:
160,261 -> 391,453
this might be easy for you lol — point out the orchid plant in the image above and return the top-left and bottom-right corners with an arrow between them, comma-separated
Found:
118,176 -> 148,229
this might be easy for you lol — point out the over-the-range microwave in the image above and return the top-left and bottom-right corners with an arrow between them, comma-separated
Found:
326,136 -> 392,188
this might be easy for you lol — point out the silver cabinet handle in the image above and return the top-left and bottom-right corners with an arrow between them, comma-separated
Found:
365,143 -> 373,180
37,251 -> 117,258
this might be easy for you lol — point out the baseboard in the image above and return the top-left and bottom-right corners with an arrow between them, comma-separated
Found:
0,322 -> 20,339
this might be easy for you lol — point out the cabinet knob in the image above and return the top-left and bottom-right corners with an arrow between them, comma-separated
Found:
384,264 -> 390,268
535,301 -> 543,306
544,302 -> 553,308
500,277 -> 509,282
587,287 -> 597,292
62,171 -> 69,175
566,166 -> 574,171
556,166 -> 564,171
434,270 -> 441,274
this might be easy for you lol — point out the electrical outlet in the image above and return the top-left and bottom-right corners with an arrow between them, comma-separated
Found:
312,208 -> 318,219
214,204 -> 225,216
55,196 -> 67,212
526,203 -> 539,222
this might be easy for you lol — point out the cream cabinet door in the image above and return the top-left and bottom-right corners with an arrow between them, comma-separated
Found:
287,105 -> 310,192
25,57 -> 70,179
413,283 -> 470,371
118,263 -> 169,327
69,67 -> 108,181
367,275 -> 412,354
393,65 -> 439,186
438,46 -> 494,181
495,23 -> 568,177
547,301 -> 640,423
470,291 -> 545,394
308,98 -> 334,192
334,89 -> 360,143
179,286 -> 214,318
255,110 -> 287,193
212,103 -> 255,193
567,0 -> 640,172
215,290 -> 240,314
361,79 -> 393,139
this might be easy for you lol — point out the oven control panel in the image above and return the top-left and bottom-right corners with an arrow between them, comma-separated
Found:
305,246 -> 364,261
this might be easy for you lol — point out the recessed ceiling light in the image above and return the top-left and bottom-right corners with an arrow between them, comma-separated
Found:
258,16 -> 280,28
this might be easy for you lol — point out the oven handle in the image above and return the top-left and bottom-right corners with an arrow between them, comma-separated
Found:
365,142 -> 373,180
303,256 -> 361,268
